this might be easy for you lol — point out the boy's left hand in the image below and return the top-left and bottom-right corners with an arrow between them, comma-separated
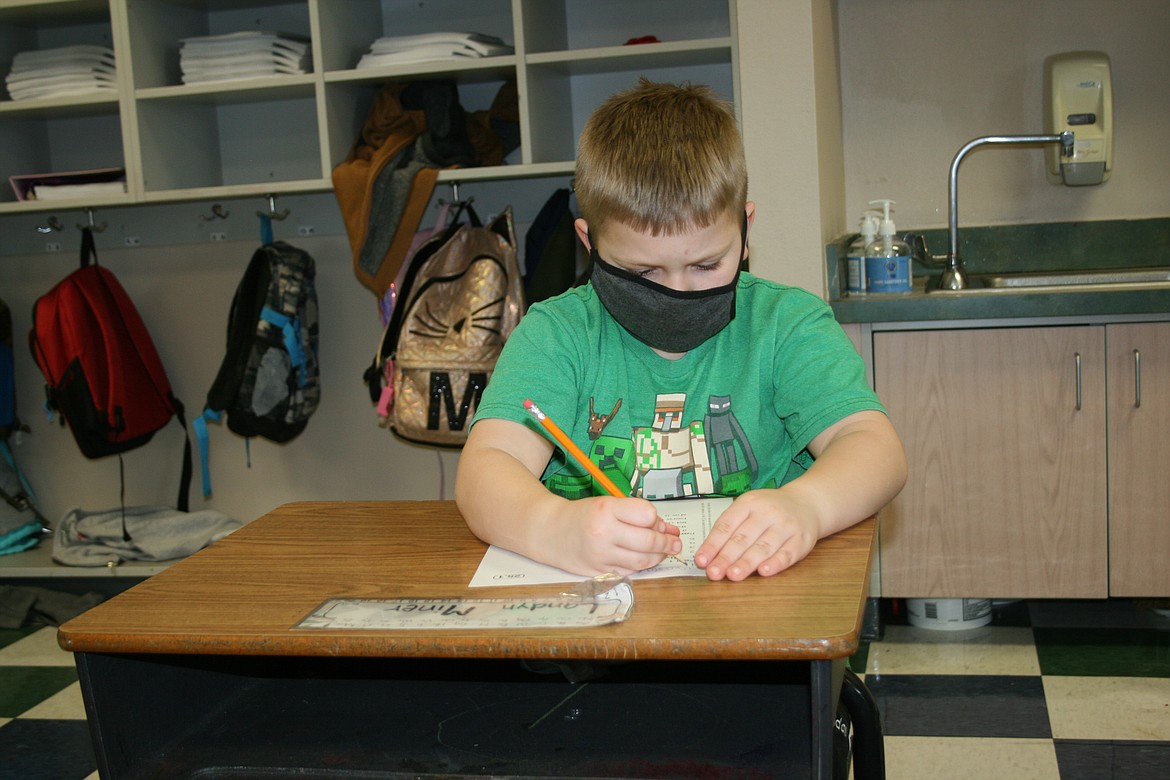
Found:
693,489 -> 820,581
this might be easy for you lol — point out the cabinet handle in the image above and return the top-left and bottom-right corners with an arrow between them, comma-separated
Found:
1134,349 -> 1142,408
1075,352 -> 1082,411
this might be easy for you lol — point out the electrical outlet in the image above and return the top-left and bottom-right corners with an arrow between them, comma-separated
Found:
297,225 -> 315,236
210,232 -> 227,242
45,242 -> 62,252
124,236 -> 142,247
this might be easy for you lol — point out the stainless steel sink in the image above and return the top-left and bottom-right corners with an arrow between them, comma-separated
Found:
927,267 -> 1170,293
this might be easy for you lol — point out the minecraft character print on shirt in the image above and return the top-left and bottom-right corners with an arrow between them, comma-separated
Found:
544,397 -> 636,499
704,394 -> 758,495
543,393 -> 761,499
631,392 -> 714,500
586,397 -> 637,497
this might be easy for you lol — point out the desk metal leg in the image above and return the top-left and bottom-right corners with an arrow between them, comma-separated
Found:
841,667 -> 886,780
809,658 -> 845,780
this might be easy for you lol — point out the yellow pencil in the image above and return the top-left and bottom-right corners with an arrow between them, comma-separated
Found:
523,398 -> 627,497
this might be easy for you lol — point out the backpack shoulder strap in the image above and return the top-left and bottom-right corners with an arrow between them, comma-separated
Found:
205,245 -> 272,413
170,395 -> 192,512
79,226 -> 98,268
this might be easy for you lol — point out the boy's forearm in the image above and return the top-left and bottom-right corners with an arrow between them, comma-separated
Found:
455,440 -> 562,558
784,414 -> 908,539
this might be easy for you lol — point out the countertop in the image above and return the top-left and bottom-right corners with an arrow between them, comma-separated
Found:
830,274 -> 1170,324
826,218 -> 1170,325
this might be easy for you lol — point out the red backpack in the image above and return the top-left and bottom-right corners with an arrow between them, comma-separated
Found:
29,228 -> 191,511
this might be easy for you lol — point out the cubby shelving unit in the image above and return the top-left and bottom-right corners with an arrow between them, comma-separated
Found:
0,0 -> 738,215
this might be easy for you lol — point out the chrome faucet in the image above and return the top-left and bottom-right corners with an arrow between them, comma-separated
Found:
929,131 -> 1075,290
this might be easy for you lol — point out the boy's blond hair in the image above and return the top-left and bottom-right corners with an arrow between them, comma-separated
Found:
575,78 -> 747,237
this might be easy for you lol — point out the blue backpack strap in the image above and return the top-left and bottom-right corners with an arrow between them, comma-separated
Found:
259,213 -> 274,246
260,306 -> 306,387
193,407 -> 223,498
0,439 -> 48,531
0,440 -> 34,500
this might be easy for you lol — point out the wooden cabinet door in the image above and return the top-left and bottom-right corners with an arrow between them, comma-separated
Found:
874,327 -> 1108,598
1107,323 -> 1170,596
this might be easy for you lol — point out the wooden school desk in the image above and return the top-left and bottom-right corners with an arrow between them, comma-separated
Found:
59,501 -> 879,779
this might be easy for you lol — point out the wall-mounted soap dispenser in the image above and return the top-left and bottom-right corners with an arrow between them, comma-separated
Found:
1045,51 -> 1112,186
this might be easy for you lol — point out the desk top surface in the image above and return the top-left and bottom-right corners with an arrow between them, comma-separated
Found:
59,501 -> 875,662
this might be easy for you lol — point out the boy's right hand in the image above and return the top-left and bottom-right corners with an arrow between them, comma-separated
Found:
546,495 -> 682,577
457,419 -> 681,577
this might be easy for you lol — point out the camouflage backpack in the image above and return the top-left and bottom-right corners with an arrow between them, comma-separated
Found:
195,241 -> 320,496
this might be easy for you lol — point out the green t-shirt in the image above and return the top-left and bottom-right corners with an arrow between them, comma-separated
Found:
472,273 -> 885,500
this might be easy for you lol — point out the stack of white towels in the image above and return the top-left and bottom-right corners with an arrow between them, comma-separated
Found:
5,45 -> 117,101
356,32 -> 513,69
179,31 -> 310,84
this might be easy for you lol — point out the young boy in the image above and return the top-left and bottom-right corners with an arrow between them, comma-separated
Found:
456,79 -> 906,581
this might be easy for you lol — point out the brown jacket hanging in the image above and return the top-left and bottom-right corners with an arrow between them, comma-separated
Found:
332,83 -> 438,298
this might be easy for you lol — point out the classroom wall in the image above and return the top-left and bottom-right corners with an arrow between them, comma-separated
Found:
836,0 -> 1170,230
737,0 -> 845,295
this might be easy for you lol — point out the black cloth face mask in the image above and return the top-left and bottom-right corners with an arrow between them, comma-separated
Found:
589,217 -> 746,353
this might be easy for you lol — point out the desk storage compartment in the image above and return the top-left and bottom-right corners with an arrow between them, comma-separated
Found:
77,653 -> 816,779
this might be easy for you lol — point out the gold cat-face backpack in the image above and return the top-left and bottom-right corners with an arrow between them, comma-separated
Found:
363,205 -> 524,447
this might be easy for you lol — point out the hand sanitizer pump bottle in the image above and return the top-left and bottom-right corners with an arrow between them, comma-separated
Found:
845,211 -> 879,295
864,199 -> 913,293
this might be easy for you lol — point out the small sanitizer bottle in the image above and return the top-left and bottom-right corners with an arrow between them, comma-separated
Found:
845,211 -> 878,295
864,199 -> 913,294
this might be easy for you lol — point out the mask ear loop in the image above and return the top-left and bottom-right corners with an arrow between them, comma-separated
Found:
739,210 -> 750,272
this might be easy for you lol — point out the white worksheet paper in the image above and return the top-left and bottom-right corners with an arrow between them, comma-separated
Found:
469,496 -> 733,587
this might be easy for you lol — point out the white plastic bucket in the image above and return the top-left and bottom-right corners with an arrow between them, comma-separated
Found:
906,598 -> 992,630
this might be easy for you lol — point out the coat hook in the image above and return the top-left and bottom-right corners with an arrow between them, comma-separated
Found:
76,207 -> 107,233
257,194 -> 290,220
35,216 -> 63,233
201,203 -> 230,221
438,180 -> 472,208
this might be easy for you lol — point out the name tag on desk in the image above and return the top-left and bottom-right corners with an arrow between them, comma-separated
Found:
295,584 -> 634,630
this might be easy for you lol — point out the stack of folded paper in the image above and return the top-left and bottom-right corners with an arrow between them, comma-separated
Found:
356,32 -> 513,69
5,45 -> 117,101
11,166 -> 127,201
179,31 -> 311,84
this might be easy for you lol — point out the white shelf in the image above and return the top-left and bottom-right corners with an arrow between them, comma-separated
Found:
322,55 -> 518,86
525,38 -> 733,71
0,191 -> 131,213
436,162 -> 576,182
135,73 -> 317,103
0,91 -> 120,116
137,176 -> 331,205
0,541 -> 175,579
